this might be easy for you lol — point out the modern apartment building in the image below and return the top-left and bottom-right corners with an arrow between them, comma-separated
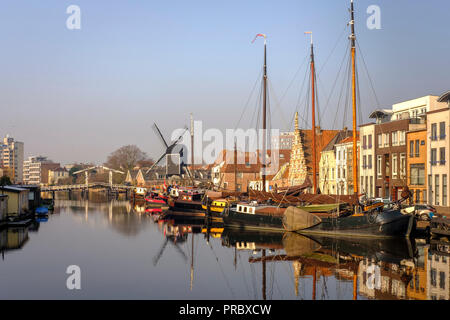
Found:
427,91 -> 450,207
369,95 -> 438,200
23,156 -> 60,185
0,135 -> 24,183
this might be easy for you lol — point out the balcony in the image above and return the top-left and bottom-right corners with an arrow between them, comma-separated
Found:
440,160 -> 446,165
431,136 -> 438,141
440,134 -> 446,140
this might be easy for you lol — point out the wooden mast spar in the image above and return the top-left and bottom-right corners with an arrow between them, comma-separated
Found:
350,0 -> 358,195
305,31 -> 317,194
262,35 -> 267,192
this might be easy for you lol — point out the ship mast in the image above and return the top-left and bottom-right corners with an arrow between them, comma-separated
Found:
262,36 -> 267,192
305,31 -> 317,194
350,0 -> 358,195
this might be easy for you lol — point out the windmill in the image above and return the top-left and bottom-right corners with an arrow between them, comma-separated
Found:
145,123 -> 193,182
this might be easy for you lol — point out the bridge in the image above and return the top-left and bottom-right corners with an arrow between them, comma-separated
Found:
40,182 -> 134,192
40,165 -> 137,199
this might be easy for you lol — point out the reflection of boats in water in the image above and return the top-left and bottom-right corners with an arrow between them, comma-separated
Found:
222,227 -> 418,299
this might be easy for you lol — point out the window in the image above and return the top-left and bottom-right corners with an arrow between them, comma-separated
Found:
410,164 -> 425,185
392,153 -> 398,178
400,153 -> 406,178
399,131 -> 406,145
377,156 -> 382,178
363,155 -> 367,169
410,141 -> 414,158
439,121 -> 446,140
435,175 -> 440,205
370,176 -> 373,197
423,189 -> 427,203
440,147 -> 446,165
429,175 -> 432,205
431,148 -> 437,165
368,134 -> 372,149
368,155 -> 372,169
415,140 -> 420,157
439,272 -> 446,289
431,269 -> 437,287
392,131 -> 398,146
383,133 -> 389,147
443,175 -> 447,206
377,134 -> 382,148
431,123 -> 437,140
363,135 -> 367,149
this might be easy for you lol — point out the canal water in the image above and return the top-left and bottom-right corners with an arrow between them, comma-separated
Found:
0,197 -> 448,300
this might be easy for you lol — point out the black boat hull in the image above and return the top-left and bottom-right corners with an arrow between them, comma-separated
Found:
222,208 -> 285,232
223,207 -> 415,238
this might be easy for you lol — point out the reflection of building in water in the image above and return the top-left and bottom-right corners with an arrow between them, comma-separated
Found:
57,199 -> 149,236
407,245 -> 428,300
0,227 -> 29,256
358,258 -> 414,300
292,261 -> 336,298
427,242 -> 450,300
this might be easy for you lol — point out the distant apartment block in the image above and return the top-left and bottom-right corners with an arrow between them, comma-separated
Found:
0,135 -> 24,183
271,132 -> 295,150
23,156 -> 60,185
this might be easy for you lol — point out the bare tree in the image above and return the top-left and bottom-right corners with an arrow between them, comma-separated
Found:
105,145 -> 149,171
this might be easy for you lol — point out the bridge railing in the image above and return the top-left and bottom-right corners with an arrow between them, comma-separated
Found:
40,183 -> 135,192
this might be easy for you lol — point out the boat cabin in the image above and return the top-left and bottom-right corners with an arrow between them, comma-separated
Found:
180,192 -> 203,202
236,204 -> 256,214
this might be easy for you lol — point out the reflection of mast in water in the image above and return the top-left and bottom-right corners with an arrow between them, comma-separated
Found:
190,233 -> 194,291
262,249 -> 266,300
109,201 -> 113,222
85,200 -> 89,221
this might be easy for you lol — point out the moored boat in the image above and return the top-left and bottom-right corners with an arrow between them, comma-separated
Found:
223,202 -> 287,232
167,190 -> 205,212
283,206 -> 415,238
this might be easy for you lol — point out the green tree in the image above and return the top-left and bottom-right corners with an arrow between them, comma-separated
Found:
0,175 -> 12,186
105,145 -> 149,171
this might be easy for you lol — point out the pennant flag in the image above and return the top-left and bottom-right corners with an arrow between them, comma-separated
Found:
251,33 -> 267,43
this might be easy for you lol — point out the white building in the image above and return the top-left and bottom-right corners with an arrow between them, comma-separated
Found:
23,156 -> 59,185
0,135 -> 24,183
359,123 -> 375,198
271,132 -> 295,150
335,141 -> 348,195
427,246 -> 450,300
391,95 -> 439,121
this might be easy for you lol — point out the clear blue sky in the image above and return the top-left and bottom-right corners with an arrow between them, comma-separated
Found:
1,0 -> 449,164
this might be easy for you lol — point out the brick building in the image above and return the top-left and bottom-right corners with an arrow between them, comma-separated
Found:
407,129 -> 427,203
